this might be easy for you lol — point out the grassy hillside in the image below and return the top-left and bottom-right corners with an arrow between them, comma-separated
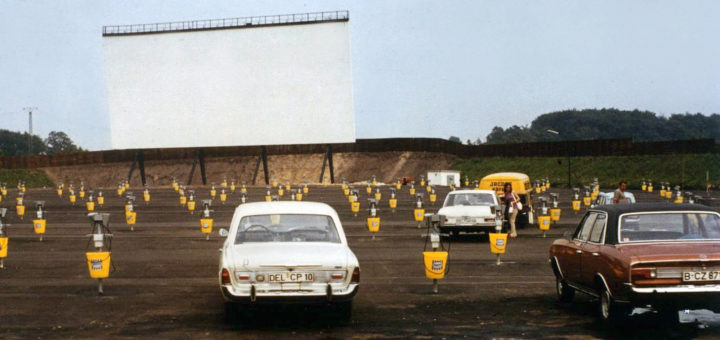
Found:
452,153 -> 720,190
0,169 -> 55,188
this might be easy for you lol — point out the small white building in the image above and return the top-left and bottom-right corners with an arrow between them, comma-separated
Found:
427,170 -> 461,187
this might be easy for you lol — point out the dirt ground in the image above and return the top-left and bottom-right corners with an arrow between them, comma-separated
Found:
41,151 -> 458,188
0,185 -> 718,339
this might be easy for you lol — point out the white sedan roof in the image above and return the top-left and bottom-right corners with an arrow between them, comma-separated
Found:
448,189 -> 497,195
233,201 -> 339,217
230,201 -> 347,244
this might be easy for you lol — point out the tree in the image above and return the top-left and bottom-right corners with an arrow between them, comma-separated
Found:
481,109 -> 720,143
0,129 -> 46,156
45,131 -> 80,154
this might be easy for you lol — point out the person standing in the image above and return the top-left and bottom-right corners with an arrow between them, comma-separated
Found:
613,181 -> 629,204
502,182 -> 520,238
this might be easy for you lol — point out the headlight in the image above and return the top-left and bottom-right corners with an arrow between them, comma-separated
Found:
446,217 -> 456,224
256,274 -> 265,282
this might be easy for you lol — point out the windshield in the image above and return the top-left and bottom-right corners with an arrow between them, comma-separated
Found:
235,214 -> 340,244
445,193 -> 495,207
619,212 -> 720,243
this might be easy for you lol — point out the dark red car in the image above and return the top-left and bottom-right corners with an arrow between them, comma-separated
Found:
549,203 -> 720,323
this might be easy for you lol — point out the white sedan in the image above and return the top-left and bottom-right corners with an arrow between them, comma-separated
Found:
438,190 -> 500,235
218,201 -> 359,321
591,191 -> 636,207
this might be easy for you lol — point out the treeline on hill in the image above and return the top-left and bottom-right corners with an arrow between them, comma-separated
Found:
476,108 -> 720,144
0,129 -> 82,156
453,154 -> 720,190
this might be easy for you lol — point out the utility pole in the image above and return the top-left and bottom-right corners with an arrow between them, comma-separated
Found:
546,129 -> 571,188
23,107 -> 37,155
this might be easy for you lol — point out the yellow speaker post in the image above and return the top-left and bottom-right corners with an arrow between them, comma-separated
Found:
33,219 -> 47,237
550,208 -> 561,222
367,217 -> 380,233
422,251 -> 448,279
389,198 -> 397,210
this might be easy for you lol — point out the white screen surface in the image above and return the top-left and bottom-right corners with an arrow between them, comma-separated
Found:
103,21 -> 354,149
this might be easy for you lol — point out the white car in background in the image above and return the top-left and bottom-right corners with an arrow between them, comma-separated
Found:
218,202 -> 360,322
591,192 -> 636,207
438,190 -> 500,236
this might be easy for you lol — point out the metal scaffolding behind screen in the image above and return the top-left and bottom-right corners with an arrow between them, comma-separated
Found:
103,11 -> 349,36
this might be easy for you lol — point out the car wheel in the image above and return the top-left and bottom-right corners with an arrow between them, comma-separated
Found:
556,277 -> 574,303
224,302 -> 252,326
598,288 -> 629,325
657,307 -> 679,324
333,301 -> 352,324
224,302 -> 239,323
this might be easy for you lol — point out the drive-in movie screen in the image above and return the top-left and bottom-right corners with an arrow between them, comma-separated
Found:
1,1 -> 719,339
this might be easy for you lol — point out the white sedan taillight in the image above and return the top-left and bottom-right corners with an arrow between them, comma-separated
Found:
351,267 -> 360,283
221,268 -> 231,285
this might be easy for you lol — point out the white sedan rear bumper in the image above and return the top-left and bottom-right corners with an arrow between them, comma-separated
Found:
221,283 -> 359,304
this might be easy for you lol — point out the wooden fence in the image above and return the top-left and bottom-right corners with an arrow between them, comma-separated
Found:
0,138 -> 716,169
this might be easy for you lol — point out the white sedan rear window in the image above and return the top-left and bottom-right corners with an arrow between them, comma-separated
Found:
235,214 -> 340,244
445,193 -> 495,207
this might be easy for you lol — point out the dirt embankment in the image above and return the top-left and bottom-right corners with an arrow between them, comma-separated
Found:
41,151 -> 458,188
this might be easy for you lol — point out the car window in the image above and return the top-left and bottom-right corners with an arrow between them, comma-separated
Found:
445,193 -> 495,207
619,212 -> 720,243
588,214 -> 607,243
702,214 -> 720,238
574,212 -> 597,241
235,214 -> 340,244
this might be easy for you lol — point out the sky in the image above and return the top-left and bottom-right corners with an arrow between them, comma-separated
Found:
1,0 -> 719,150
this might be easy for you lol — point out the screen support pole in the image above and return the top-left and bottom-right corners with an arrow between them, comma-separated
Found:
252,146 -> 269,185
187,149 -> 207,185
319,145 -> 335,184
137,151 -> 146,187
327,145 -> 335,184
127,157 -> 137,184
187,157 -> 197,185
198,149 -> 207,185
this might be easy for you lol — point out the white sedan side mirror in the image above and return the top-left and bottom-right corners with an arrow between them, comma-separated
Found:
219,228 -> 229,237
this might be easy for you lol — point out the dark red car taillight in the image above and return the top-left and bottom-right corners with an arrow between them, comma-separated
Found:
631,268 -> 657,281
221,268 -> 231,285
351,267 -> 360,284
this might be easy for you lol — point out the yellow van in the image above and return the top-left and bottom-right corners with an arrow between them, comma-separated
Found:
479,172 -> 534,228
479,172 -> 532,195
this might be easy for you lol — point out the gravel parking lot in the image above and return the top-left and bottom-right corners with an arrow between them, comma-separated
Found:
0,185 -> 718,339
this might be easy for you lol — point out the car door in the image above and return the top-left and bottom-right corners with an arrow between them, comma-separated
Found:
581,213 -> 607,287
563,212 -> 597,284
